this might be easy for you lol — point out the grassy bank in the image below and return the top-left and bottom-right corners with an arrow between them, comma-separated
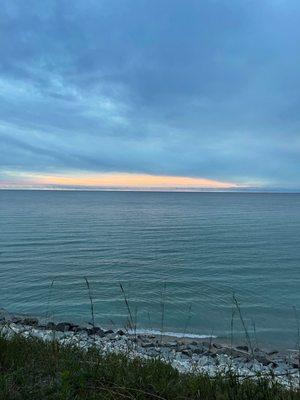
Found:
0,334 -> 299,400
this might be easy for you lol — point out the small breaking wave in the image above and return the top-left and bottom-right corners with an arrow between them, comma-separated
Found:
127,328 -> 217,339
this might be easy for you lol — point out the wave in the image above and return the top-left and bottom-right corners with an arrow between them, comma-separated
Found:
127,328 -> 217,339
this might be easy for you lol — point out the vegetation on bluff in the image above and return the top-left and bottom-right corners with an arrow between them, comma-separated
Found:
0,334 -> 299,400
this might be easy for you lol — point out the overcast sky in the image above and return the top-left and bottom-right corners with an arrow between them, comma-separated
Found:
0,0 -> 299,190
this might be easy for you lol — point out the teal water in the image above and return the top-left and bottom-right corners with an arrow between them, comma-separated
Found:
0,190 -> 299,348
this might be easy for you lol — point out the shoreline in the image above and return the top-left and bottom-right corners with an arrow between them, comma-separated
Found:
1,308 -> 299,389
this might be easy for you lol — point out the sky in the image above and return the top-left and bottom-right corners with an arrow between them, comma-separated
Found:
0,0 -> 300,191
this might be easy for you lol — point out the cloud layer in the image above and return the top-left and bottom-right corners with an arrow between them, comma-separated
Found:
0,0 -> 300,189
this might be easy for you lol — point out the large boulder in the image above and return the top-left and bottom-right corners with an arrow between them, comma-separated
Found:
236,345 -> 249,352
87,326 -> 105,337
45,322 -> 56,330
253,350 -> 273,366
55,322 -> 72,332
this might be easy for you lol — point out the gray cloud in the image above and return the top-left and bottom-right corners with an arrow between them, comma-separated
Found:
0,0 -> 300,188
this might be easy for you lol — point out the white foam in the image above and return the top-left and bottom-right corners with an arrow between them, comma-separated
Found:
127,328 -> 217,339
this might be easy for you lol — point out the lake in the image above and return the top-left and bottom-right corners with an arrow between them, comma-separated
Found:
0,190 -> 299,349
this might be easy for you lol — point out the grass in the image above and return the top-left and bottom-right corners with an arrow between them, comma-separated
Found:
0,334 -> 299,400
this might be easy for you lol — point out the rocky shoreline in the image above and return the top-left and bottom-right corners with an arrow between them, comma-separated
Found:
1,309 -> 299,389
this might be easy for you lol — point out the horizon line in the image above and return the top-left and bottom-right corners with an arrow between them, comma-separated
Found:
1,187 -> 299,194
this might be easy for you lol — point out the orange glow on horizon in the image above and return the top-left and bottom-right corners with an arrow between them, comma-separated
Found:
18,172 -> 240,189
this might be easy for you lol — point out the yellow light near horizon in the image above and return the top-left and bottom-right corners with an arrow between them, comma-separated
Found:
25,172 -> 239,189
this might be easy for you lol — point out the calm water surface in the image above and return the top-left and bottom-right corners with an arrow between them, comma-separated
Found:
0,190 -> 299,348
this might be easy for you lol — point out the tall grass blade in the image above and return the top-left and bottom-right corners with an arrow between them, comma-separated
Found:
84,277 -> 95,330
119,283 -> 134,332
233,293 -> 254,357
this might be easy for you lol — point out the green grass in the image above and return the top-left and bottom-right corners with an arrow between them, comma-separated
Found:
0,334 -> 299,400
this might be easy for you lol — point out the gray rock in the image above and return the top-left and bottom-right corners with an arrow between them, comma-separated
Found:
254,354 -> 273,366
165,341 -> 177,348
46,322 -> 56,330
267,350 -> 279,356
87,327 -> 105,337
269,361 -> 279,368
181,349 -> 192,357
56,322 -> 71,332
160,348 -> 172,360
187,344 -> 202,352
105,329 -> 114,335
215,347 -> 248,358
145,348 -> 158,357
192,347 -> 205,355
274,364 -> 288,375
236,345 -> 249,352
234,356 -> 251,363
0,309 -> 11,321
11,316 -> 22,324
116,329 -> 125,336
37,325 -> 48,332
202,341 -> 212,349
70,325 -> 81,333
22,317 -> 38,326
43,331 -> 64,340
141,342 -> 154,348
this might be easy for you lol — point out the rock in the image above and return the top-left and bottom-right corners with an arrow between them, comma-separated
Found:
268,350 -> 279,356
192,347 -> 205,355
87,327 -> 105,337
0,309 -> 11,321
70,325 -> 81,333
56,322 -> 72,332
116,329 -> 125,336
181,349 -> 192,357
215,347 -> 248,358
145,348 -> 158,357
46,322 -> 56,330
187,344 -> 201,352
105,329 -> 114,335
202,341 -> 212,349
165,341 -> 177,348
31,330 -> 47,340
11,316 -> 22,324
160,348 -> 171,359
22,317 -> 38,326
254,354 -> 273,366
52,331 -> 65,340
254,347 -> 264,354
250,361 -> 264,373
141,342 -> 154,348
269,361 -> 279,368
274,364 -> 288,375
236,345 -> 249,352
66,323 -> 80,332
